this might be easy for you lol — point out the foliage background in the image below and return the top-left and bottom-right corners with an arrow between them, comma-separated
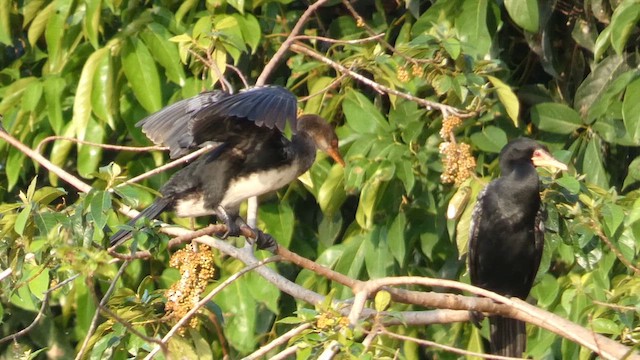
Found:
0,0 -> 639,358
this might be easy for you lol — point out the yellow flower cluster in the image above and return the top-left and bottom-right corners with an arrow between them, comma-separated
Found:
411,63 -> 424,77
316,312 -> 350,330
439,141 -> 476,185
165,244 -> 215,329
439,115 -> 462,139
397,66 -> 410,82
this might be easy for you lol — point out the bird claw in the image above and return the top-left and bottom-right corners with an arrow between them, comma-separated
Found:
254,230 -> 278,252
221,222 -> 242,239
469,310 -> 485,328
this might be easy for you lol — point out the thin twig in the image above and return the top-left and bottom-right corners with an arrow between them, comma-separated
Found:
0,268 -> 12,282
227,64 -> 250,89
377,328 -> 522,360
95,297 -> 166,351
592,221 -> 640,275
144,256 -> 280,359
115,144 -> 217,187
75,261 -> 131,360
292,33 -> 385,45
0,293 -> 50,344
256,0 -> 333,86
35,135 -> 166,154
243,323 -> 313,360
289,43 -> 469,117
0,127 -> 92,193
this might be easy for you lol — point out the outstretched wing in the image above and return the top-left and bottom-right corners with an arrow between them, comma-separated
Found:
136,91 -> 229,158
136,86 -> 298,158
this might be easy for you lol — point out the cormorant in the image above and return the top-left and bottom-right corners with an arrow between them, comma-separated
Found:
468,138 -> 566,357
109,86 -> 344,249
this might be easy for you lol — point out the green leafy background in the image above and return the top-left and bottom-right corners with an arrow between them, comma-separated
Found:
0,0 -> 639,358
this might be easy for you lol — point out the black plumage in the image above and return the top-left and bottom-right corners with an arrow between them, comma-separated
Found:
109,86 -> 344,249
468,138 -> 566,357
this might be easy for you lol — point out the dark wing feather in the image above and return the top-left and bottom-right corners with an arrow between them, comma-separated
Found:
189,86 -> 298,140
136,91 -> 229,158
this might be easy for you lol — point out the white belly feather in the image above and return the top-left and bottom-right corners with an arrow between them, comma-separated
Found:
220,161 -> 301,208
173,161 -> 302,218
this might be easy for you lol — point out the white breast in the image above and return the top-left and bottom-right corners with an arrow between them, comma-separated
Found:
220,161 -> 301,208
174,195 -> 213,217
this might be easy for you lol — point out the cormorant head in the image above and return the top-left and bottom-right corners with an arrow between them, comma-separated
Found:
500,138 -> 567,174
297,114 -> 345,167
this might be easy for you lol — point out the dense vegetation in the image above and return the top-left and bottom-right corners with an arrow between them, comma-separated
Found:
0,0 -> 639,358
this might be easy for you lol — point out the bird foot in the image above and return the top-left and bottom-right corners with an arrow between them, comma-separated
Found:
220,221 -> 242,239
253,230 -> 278,253
469,310 -> 485,328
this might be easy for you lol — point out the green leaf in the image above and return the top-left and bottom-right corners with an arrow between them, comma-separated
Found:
90,190 -> 111,230
305,76 -> 333,115
583,136 -> 608,188
74,47 -> 108,141
530,102 -> 582,134
217,280 -> 257,353
455,0 -> 491,58
470,125 -> 508,153
387,213 -> 406,266
0,77 -> 37,114
0,0 -> 12,45
487,75 -> 520,126
83,0 -> 101,48
317,165 -> 346,216
442,37 -> 461,59
374,290 -> 391,312
237,13 -> 261,53
27,266 -> 50,301
246,271 -> 280,314
591,317 -> 623,335
504,0 -> 539,32
623,77 -> 640,142
141,23 -> 186,86
14,203 -> 32,235
609,3 -> 640,55
121,37 -> 162,113
260,201 -> 294,248
45,0 -> 72,72
91,50 -> 115,126
355,178 -> 382,229
574,54 -> 628,119
21,81 -> 43,113
364,226 -> 393,278
77,117 -> 105,178
593,25 -> 611,61
601,203 -> 624,238
343,89 -> 389,134
530,273 -> 559,308
396,160 -> 415,194
44,76 -> 66,134
556,175 -> 580,195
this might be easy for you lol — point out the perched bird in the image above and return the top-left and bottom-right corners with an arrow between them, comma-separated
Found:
109,86 -> 344,249
468,138 -> 567,357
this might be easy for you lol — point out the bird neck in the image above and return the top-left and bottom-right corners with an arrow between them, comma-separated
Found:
291,132 -> 317,172
501,165 -> 541,212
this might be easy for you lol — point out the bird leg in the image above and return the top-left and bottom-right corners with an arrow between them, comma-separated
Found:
215,205 -> 242,238
214,206 -> 278,252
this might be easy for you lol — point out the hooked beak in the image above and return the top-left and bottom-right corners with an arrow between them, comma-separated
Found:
326,147 -> 345,167
532,150 -> 568,171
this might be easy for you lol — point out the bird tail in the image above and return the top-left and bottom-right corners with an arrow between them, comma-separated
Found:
489,315 -> 526,358
109,198 -> 172,247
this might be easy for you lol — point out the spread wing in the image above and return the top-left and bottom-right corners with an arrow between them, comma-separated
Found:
136,86 -> 298,159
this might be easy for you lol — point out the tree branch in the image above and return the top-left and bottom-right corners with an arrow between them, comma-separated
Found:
256,0 -> 333,86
